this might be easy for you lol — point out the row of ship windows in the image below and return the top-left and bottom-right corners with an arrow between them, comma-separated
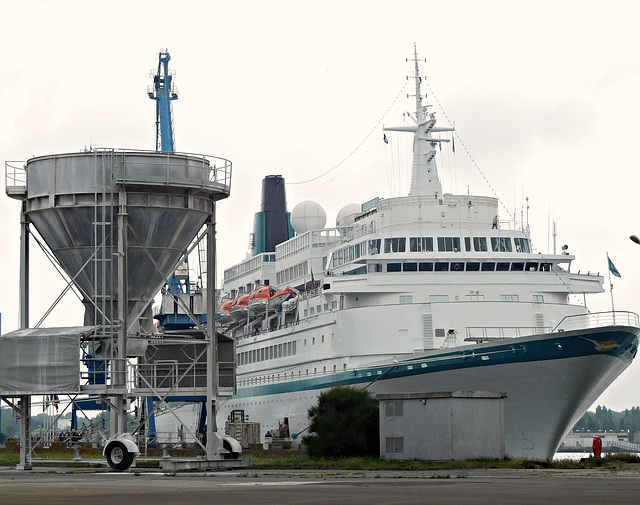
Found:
276,260 -> 309,286
224,253 -> 276,283
373,260 -> 553,273
426,294 -> 543,303
237,331 -> 338,366
237,340 -> 297,366
332,236 -> 532,268
236,364 -> 350,386
302,300 -> 338,317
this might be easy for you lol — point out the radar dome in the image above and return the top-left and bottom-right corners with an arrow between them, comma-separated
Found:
291,200 -> 327,233
336,203 -> 361,226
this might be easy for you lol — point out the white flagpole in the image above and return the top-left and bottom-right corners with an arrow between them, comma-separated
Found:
607,252 -> 616,324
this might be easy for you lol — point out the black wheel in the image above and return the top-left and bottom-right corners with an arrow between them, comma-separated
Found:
105,441 -> 135,471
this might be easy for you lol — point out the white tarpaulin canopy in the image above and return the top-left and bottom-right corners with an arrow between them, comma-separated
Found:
0,326 -> 93,394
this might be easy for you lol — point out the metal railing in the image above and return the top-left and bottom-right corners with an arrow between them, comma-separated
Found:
4,161 -> 26,196
465,325 -> 551,342
4,149 -> 233,197
553,311 -> 640,332
100,148 -> 232,194
129,360 -> 235,396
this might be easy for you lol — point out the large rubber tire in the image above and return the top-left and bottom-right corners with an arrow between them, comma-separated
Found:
105,441 -> 135,471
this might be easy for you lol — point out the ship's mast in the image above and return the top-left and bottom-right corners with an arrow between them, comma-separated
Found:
384,44 -> 453,197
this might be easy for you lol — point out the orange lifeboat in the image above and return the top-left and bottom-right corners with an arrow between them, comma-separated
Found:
247,285 -> 277,316
229,293 -> 251,321
269,287 -> 297,311
218,298 -> 234,324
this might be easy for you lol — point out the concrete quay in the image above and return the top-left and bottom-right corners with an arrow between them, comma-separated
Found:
1,466 -> 639,505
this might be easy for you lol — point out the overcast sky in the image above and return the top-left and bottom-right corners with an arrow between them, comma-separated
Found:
2,0 -> 640,411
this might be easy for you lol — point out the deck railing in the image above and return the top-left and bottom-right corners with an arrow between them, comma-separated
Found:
465,326 -> 551,342
553,311 -> 640,332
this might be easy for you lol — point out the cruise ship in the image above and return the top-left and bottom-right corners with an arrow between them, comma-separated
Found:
216,48 -> 640,459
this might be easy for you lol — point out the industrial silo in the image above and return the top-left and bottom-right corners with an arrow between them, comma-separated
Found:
17,149 -> 230,335
5,148 -> 232,469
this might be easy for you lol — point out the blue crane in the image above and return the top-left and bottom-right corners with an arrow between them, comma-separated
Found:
148,50 -> 178,152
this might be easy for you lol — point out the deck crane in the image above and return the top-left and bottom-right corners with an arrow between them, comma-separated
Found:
148,50 -> 178,152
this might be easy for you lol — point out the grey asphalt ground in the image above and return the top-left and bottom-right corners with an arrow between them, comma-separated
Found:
1,466 -> 639,505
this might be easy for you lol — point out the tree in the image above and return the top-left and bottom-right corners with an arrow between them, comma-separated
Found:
303,386 -> 379,458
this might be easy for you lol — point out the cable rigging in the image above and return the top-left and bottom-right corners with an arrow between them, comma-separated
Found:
426,81 -> 514,221
287,81 -> 408,185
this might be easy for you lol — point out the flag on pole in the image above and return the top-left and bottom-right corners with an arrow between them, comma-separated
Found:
608,254 -> 621,278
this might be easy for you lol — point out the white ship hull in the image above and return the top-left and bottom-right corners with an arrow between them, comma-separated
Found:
219,323 -> 638,459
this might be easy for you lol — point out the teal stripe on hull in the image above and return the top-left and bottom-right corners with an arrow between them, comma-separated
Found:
234,327 -> 639,399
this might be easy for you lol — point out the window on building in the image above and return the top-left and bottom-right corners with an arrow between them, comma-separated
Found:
384,237 -> 406,253
386,437 -> 404,453
514,237 -> 531,253
437,237 -> 461,252
473,237 -> 488,252
410,237 -> 434,252
385,400 -> 404,417
491,237 -> 513,252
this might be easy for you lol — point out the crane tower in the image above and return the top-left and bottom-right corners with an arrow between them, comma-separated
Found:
148,50 -> 178,152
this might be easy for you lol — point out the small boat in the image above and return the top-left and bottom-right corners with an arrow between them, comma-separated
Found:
280,294 -> 298,313
247,285 -> 278,316
218,299 -> 234,325
229,293 -> 251,321
267,287 -> 296,311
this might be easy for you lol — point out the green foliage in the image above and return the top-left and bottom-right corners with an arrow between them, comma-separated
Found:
303,386 -> 379,458
573,406 -> 640,441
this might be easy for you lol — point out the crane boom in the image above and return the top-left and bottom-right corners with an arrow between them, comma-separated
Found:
148,50 -> 178,152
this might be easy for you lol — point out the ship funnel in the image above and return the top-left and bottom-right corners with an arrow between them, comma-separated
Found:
16,149 -> 231,335
251,175 -> 293,255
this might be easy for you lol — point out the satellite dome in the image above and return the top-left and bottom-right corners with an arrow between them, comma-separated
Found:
290,200 -> 327,233
336,203 -> 361,226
